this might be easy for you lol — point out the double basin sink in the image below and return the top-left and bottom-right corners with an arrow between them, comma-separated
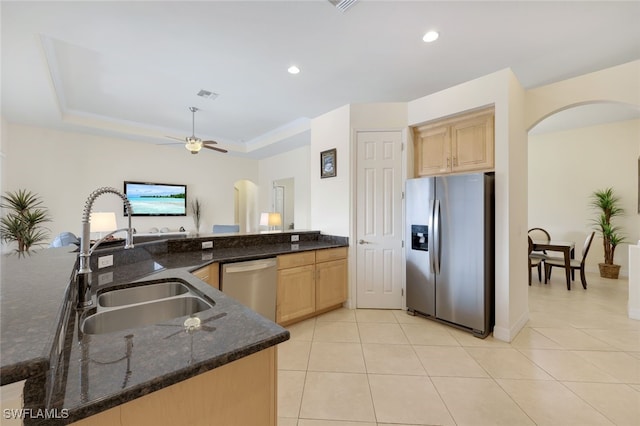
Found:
82,280 -> 214,335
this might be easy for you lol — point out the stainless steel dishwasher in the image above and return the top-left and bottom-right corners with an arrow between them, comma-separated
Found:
221,258 -> 277,321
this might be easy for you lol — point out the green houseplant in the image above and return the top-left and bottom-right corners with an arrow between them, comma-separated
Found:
0,189 -> 52,252
590,187 -> 626,279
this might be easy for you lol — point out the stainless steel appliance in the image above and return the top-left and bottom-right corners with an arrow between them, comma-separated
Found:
221,258 -> 277,321
406,173 -> 494,337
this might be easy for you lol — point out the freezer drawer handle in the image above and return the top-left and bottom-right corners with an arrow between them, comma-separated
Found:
358,239 -> 372,245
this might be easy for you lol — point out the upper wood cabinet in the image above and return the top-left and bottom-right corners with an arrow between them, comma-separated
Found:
413,108 -> 494,177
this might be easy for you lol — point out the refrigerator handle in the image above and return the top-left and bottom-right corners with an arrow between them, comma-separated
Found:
433,199 -> 441,274
428,199 -> 436,273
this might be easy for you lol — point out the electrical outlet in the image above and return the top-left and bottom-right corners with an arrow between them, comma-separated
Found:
291,243 -> 299,251
201,241 -> 213,249
98,255 -> 114,269
98,271 -> 114,285
291,234 -> 300,242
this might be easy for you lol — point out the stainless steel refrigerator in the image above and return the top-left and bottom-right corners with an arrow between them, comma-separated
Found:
406,173 -> 494,337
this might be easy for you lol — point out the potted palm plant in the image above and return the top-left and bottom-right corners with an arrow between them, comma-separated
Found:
590,187 -> 625,279
0,189 -> 52,252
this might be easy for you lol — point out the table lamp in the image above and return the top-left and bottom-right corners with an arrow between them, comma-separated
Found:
90,212 -> 117,240
260,212 -> 282,232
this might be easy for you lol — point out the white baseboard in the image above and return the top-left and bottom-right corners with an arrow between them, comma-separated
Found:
628,306 -> 640,321
493,309 -> 529,342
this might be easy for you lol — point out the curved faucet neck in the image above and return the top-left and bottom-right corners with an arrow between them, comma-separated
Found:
77,187 -> 134,307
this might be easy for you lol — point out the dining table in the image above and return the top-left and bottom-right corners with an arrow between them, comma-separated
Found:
532,239 -> 576,289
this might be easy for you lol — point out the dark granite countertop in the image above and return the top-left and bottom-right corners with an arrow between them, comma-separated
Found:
0,231 -> 348,424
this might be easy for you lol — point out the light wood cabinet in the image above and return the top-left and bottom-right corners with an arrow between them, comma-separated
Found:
192,263 -> 219,289
71,346 -> 277,426
276,264 -> 316,324
276,252 -> 316,324
277,248 -> 348,325
413,108 -> 494,177
414,124 -> 451,176
316,258 -> 348,311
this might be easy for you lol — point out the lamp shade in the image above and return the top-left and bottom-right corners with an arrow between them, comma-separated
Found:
260,212 -> 282,227
90,212 -> 117,233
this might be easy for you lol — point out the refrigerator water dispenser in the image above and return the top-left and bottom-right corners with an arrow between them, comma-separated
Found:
411,225 -> 428,251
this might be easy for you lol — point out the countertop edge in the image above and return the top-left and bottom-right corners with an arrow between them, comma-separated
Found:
64,331 -> 290,423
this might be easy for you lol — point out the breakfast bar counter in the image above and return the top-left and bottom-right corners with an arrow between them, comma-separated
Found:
0,230 -> 348,424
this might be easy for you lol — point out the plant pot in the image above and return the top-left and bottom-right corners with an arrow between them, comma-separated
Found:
598,263 -> 621,279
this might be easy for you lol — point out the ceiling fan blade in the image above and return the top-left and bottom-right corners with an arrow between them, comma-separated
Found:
202,140 -> 219,145
165,135 -> 186,142
203,145 -> 228,153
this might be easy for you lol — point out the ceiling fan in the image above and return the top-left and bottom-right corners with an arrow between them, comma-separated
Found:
165,107 -> 228,154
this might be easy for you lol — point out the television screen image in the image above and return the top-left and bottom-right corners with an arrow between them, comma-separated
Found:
124,181 -> 187,216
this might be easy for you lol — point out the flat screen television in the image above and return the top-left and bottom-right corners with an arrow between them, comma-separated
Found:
124,181 -> 187,216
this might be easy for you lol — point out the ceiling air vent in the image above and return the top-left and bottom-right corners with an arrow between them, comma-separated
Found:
197,89 -> 219,100
328,0 -> 359,13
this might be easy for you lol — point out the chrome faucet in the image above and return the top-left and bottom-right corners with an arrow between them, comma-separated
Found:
76,187 -> 134,308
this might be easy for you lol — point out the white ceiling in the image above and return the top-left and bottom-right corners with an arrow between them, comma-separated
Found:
2,1 -> 640,158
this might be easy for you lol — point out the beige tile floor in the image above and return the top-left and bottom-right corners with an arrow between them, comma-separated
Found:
277,272 -> 640,426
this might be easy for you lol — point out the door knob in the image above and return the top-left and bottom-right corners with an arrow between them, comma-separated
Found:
358,239 -> 371,245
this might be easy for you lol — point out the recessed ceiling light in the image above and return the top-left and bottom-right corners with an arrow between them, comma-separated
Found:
288,65 -> 300,75
423,31 -> 439,43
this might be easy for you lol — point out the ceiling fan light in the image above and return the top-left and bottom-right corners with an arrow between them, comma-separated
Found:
185,137 -> 203,153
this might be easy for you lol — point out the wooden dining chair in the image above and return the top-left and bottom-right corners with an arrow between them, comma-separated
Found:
528,228 -> 550,252
528,236 -> 544,286
527,228 -> 550,283
544,232 -> 595,290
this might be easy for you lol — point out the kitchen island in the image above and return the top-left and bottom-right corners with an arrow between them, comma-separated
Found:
0,230 -> 347,425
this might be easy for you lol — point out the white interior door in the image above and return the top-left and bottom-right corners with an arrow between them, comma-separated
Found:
356,130 -> 404,308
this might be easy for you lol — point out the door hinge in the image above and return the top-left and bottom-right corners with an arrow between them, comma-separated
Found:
401,142 -> 404,151
401,288 -> 404,296
402,191 -> 405,200
401,240 -> 404,248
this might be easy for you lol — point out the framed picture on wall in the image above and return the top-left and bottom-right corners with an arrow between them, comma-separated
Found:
321,148 -> 337,178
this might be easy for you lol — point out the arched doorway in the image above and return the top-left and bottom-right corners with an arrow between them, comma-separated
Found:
527,101 -> 639,278
233,179 -> 258,233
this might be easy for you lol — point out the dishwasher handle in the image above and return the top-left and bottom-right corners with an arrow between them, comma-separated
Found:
224,259 -> 276,274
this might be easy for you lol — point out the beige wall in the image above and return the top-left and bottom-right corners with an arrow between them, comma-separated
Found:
310,105 -> 351,237
257,145 -> 311,230
2,123 -> 258,247
309,102 -> 410,238
526,60 -> 640,130
528,118 -> 640,276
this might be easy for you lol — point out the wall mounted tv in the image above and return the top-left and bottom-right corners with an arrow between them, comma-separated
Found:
124,181 -> 187,216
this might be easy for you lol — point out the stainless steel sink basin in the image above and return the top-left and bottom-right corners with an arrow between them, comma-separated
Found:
98,282 -> 189,307
82,296 -> 213,335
